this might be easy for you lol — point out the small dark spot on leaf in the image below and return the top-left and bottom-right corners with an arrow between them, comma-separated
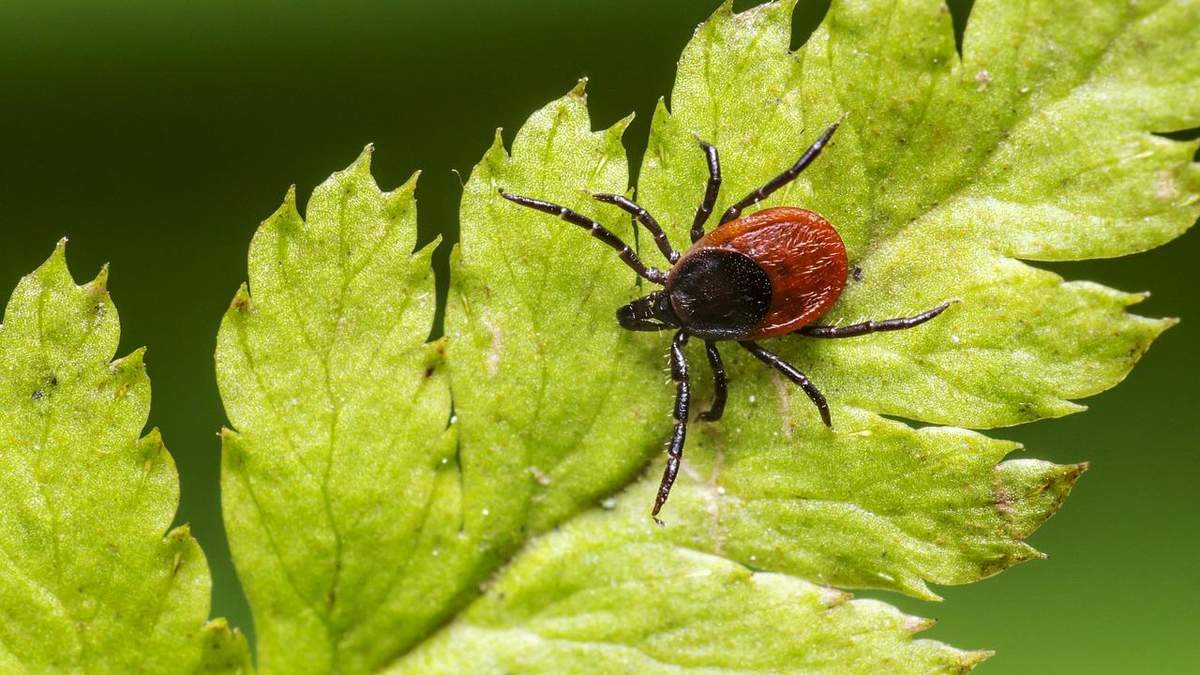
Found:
424,367 -> 435,379
851,266 -> 863,282
32,374 -> 59,401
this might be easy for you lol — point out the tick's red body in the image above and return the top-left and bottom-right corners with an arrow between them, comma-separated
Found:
674,206 -> 848,339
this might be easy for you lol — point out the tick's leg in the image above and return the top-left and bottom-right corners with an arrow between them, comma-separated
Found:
698,340 -> 727,421
721,120 -> 842,224
798,301 -> 951,338
653,330 -> 692,522
593,193 -> 679,263
691,140 -> 721,243
499,190 -> 667,284
739,341 -> 831,428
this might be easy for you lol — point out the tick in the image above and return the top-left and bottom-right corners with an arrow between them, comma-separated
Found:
500,120 -> 950,521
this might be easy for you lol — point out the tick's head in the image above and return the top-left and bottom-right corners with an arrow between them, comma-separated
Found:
616,291 -> 679,331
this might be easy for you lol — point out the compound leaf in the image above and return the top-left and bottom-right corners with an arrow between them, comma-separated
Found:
0,243 -> 248,673
217,1 -> 1198,672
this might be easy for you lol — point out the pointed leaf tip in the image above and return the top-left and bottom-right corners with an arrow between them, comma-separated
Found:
89,263 -> 110,293
200,618 -> 252,674
166,523 -> 193,545
401,169 -> 421,193
609,110 -> 636,138
963,650 -> 995,669
111,347 -> 147,376
139,426 -> 166,451
229,283 -> 251,312
359,141 -> 376,161
34,238 -> 75,285
905,615 -> 937,633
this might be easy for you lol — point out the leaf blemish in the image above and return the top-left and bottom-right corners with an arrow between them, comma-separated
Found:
482,313 -> 502,376
974,69 -> 992,92
529,466 -> 552,486
1154,170 -> 1179,199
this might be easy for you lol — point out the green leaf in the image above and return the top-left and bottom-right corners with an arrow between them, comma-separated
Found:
447,82 -> 666,545
216,149 -> 452,673
217,1 -> 1197,672
395,513 -> 987,674
0,242 -> 248,673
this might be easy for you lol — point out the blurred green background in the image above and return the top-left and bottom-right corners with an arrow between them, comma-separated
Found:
1,1 -> 1195,672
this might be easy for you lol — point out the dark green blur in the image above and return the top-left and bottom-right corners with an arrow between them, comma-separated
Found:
1,1 -> 1195,671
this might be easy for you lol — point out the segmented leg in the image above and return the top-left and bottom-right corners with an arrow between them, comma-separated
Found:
499,190 -> 666,284
798,301 -> 951,338
652,330 -> 691,522
720,120 -> 842,224
593,193 -> 678,263
738,341 -> 831,428
698,340 -> 727,421
691,140 -> 721,243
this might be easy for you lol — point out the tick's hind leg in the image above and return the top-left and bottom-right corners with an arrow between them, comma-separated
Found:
739,341 -> 831,428
797,301 -> 952,338
697,340 -> 727,422
653,330 -> 692,523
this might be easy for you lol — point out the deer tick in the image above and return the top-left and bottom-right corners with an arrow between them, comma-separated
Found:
500,120 -> 950,521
